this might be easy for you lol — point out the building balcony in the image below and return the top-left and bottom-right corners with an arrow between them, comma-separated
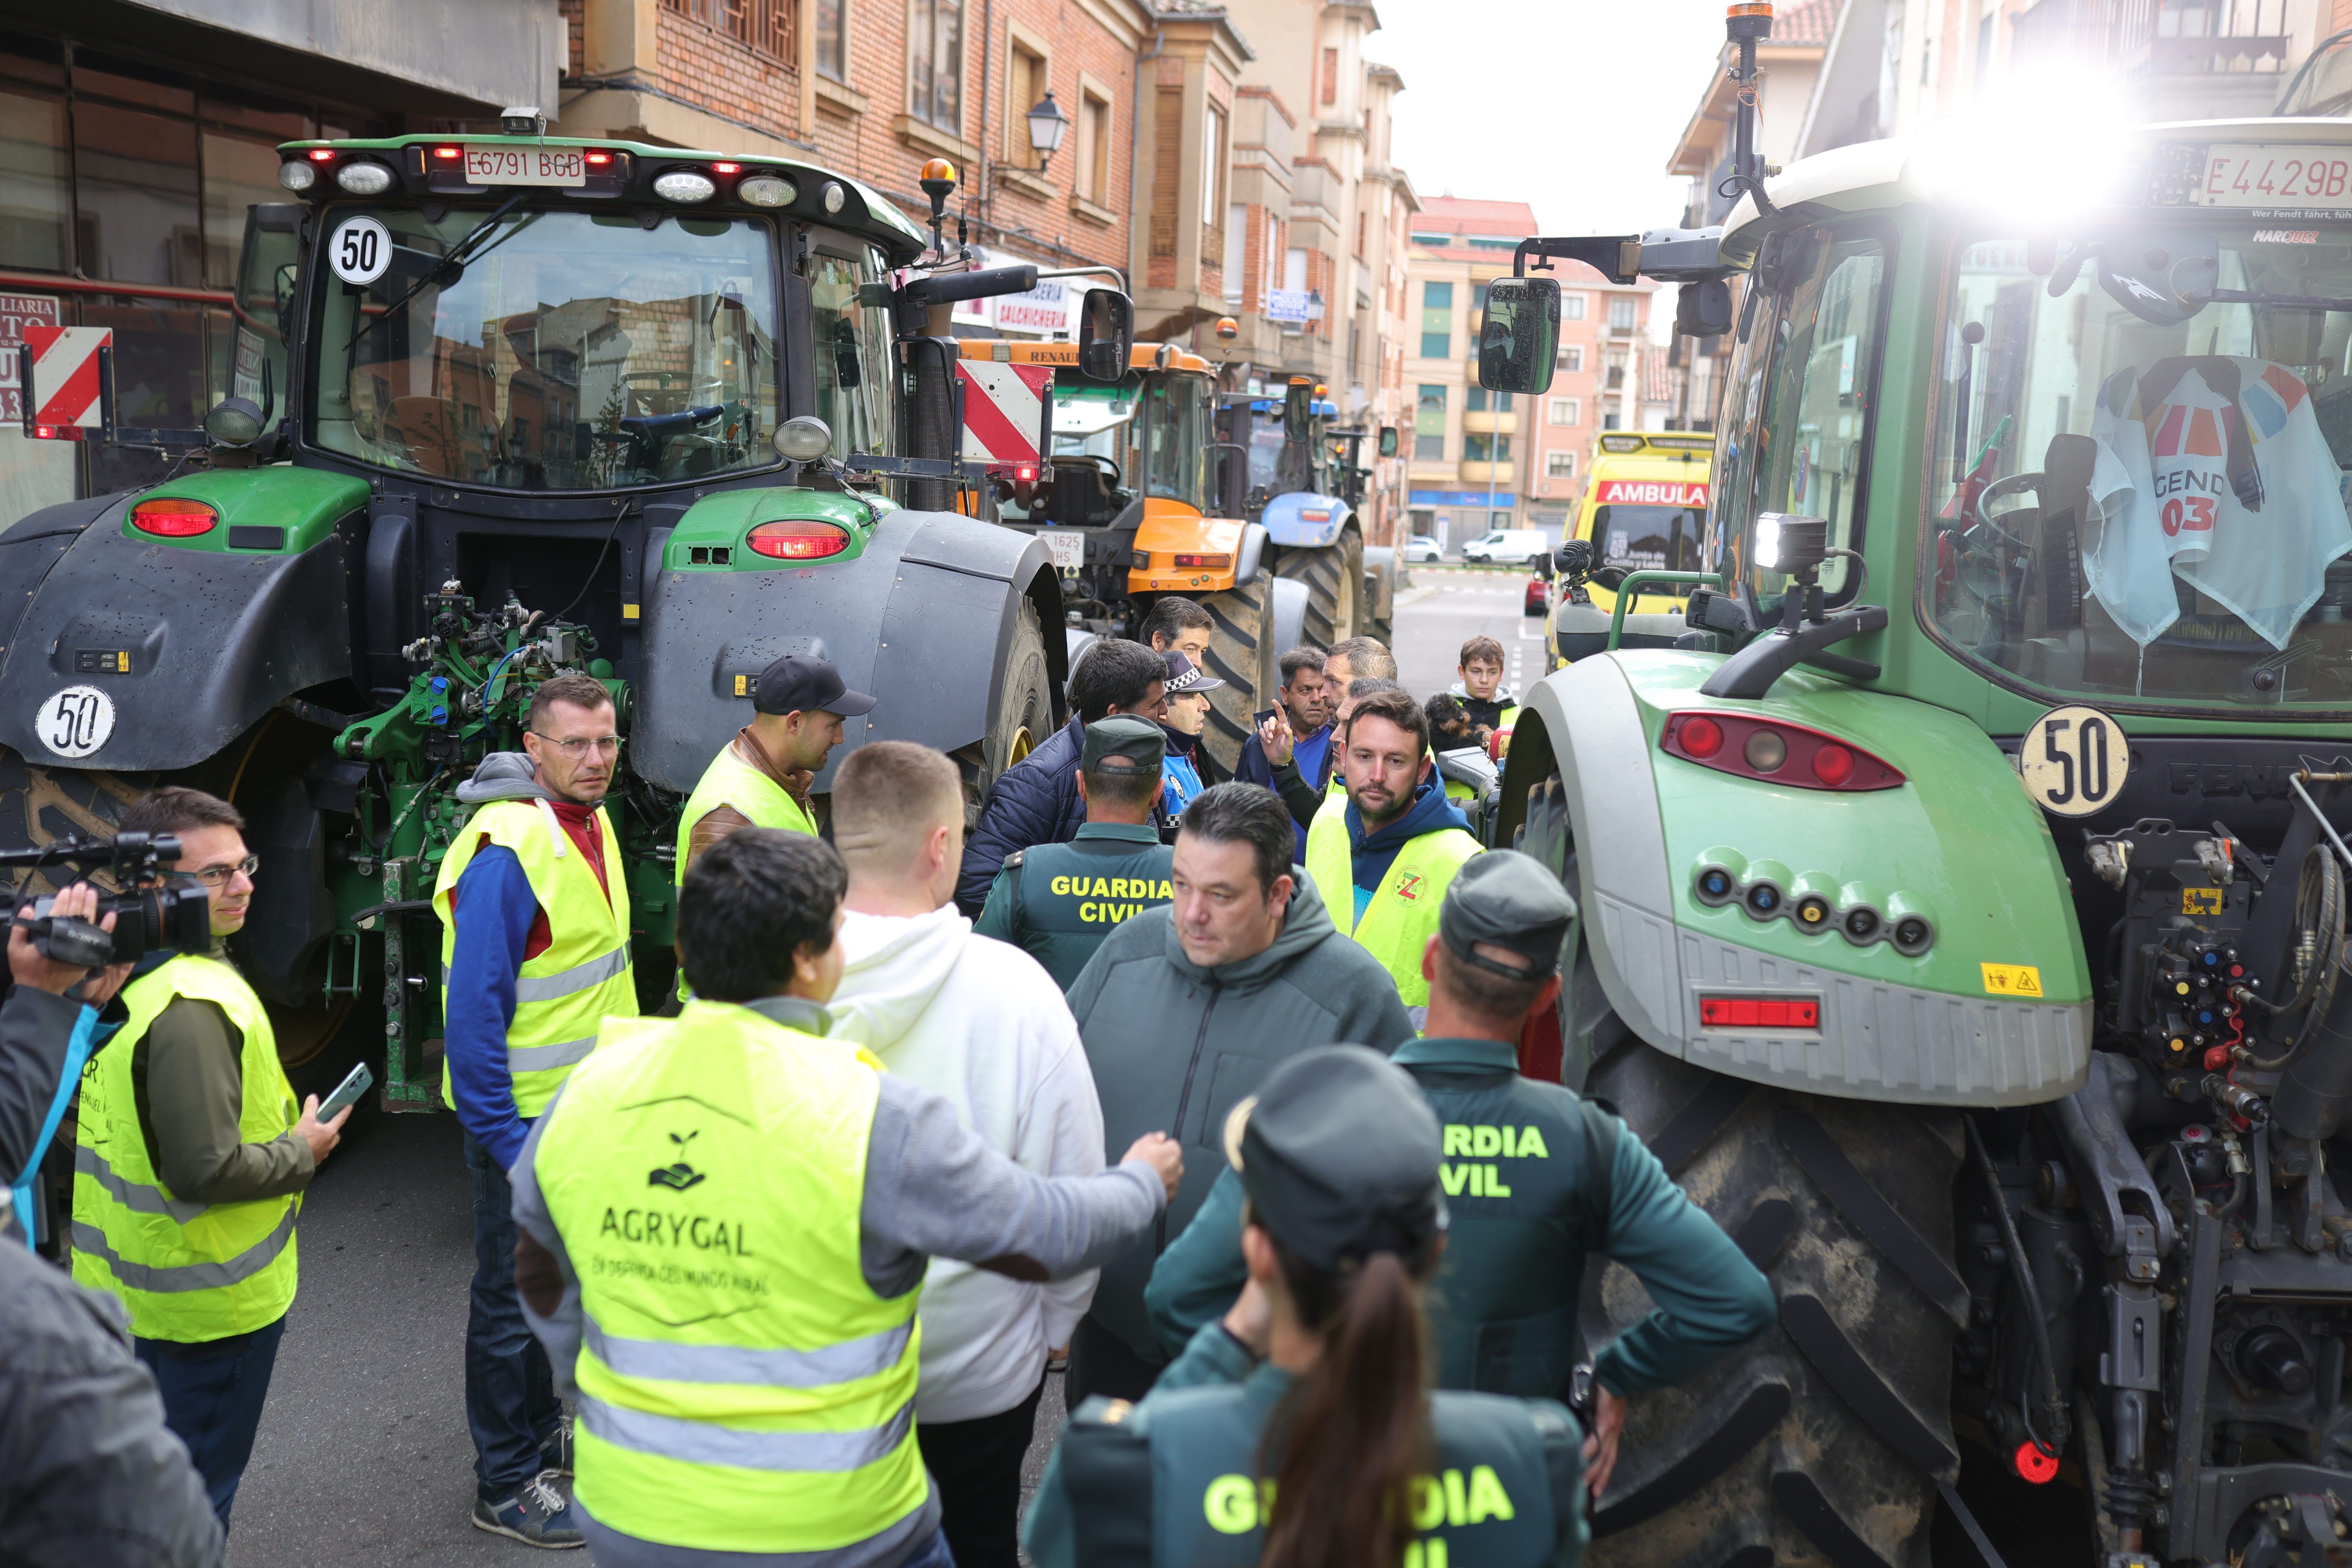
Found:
1462,410 -> 1518,435
1459,461 -> 1514,486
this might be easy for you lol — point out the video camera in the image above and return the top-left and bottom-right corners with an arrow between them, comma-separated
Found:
3,831 -> 214,968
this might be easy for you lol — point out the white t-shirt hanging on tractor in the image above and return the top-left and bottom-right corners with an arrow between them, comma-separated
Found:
2086,356 -> 2352,649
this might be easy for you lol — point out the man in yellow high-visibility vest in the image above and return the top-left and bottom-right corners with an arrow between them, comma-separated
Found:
71,785 -> 348,1536
507,827 -> 1180,1568
675,653 -> 876,885
436,670 -> 641,1548
1306,686 -> 1482,1009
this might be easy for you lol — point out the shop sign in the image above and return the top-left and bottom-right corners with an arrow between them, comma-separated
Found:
0,294 -> 61,425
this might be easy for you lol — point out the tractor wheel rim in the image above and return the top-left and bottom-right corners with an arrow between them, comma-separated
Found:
1009,725 -> 1034,766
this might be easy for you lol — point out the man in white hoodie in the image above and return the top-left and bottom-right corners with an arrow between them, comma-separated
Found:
822,740 -> 1105,1568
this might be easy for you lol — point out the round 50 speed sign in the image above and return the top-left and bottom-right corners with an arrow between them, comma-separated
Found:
2020,703 -> 2131,818
328,216 -> 392,287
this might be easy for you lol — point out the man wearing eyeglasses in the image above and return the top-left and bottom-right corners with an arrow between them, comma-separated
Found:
70,785 -> 348,1538
434,670 -> 641,1548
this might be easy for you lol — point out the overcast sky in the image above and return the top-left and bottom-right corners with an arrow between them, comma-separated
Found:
1371,0 -> 1733,234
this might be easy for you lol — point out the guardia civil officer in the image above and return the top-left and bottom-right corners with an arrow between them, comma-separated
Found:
1145,852 -> 1777,1503
974,717 -> 1176,991
1025,1044 -> 1590,1568
675,652 -> 875,882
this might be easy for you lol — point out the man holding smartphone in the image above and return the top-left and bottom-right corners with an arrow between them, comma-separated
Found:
71,786 -> 349,1536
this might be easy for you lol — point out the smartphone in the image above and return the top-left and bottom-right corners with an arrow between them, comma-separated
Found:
316,1060 -> 374,1119
1254,707 -> 1279,728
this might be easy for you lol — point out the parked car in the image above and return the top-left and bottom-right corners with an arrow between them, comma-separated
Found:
1404,534 -> 1445,563
1461,528 -> 1550,565
1524,573 -> 1549,617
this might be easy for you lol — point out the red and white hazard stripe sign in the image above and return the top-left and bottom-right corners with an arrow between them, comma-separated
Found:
23,325 -> 111,429
958,360 -> 1053,463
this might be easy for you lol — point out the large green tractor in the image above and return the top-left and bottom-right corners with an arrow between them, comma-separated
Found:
1486,13 -> 2352,1567
0,127 -> 1121,1165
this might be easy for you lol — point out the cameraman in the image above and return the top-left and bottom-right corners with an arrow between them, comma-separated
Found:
70,788 -> 348,1537
2,882 -> 225,1568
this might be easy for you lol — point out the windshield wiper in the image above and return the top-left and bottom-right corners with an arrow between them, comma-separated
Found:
347,194 -> 527,351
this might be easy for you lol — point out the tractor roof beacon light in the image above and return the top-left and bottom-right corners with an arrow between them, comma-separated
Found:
920,159 -> 957,254
1026,91 -> 1070,172
501,106 -> 548,137
1722,4 -> 1777,218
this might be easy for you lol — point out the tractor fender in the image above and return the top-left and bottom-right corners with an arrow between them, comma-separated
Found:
1361,544 -> 1397,624
633,504 -> 1065,793
0,489 -> 362,773
1259,492 -> 1350,549
0,494 -> 124,659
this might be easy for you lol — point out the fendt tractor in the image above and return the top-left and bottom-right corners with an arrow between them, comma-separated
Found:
953,339 -> 1392,765
1486,5 -> 2352,1566
0,122 -> 1134,1224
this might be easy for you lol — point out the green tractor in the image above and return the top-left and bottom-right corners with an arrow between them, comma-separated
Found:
0,125 -> 1124,1151
1484,11 -> 2352,1567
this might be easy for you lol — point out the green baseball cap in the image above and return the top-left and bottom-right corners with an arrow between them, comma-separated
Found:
1439,849 -> 1577,979
1082,715 -> 1165,774
1223,1045 -> 1445,1273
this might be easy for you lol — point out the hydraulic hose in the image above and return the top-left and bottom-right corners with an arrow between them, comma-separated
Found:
1967,1114 -> 2065,1458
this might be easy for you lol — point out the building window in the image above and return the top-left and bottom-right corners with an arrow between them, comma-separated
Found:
1608,296 -> 1637,331
74,98 -> 200,286
1547,450 -> 1576,478
1415,383 -> 1445,460
1201,101 -> 1226,227
0,89 -> 68,274
1464,433 -> 1510,462
1355,210 -> 1365,260
1465,386 -> 1512,412
1603,411 -> 1621,430
1556,345 -> 1583,373
1563,292 -> 1587,321
1419,280 -> 1450,359
664,0 -> 792,59
816,0 -> 846,79
1321,47 -> 1339,105
1605,352 -> 1626,391
1223,204 -> 1245,303
1007,40 -> 1046,168
1547,397 -> 1578,426
909,0 -> 962,132
1078,88 -> 1112,203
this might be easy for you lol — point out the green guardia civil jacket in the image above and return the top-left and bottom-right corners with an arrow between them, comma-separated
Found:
974,824 -> 1175,992
1142,1037 -> 1777,1399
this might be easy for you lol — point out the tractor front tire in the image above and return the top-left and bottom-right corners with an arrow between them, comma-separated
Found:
1275,528 -> 1364,651
1198,576 -> 1276,774
1583,1026 -> 1964,1568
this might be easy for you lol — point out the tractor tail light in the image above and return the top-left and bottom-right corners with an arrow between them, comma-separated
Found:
1661,711 -> 1904,791
1173,553 -> 1231,569
1699,995 -> 1819,1029
745,519 -> 851,559
130,497 -> 219,537
431,145 -> 463,160
584,150 -> 615,166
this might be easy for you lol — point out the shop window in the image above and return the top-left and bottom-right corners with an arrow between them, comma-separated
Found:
200,130 -> 279,290
0,87 -> 67,272
73,53 -> 194,116
909,0 -> 962,132
74,100 -> 200,286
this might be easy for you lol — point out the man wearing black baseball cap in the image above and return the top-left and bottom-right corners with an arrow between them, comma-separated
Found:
1026,1044 -> 1590,1568
675,653 -> 877,893
1142,850 -> 1774,1504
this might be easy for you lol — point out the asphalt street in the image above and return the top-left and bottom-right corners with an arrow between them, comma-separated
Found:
216,573 -> 1512,1566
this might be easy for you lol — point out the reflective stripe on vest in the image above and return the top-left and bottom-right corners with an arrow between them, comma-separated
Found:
71,953 -> 300,1339
533,1002 -> 927,1554
1305,794 -> 1481,1008
432,797 -> 639,1116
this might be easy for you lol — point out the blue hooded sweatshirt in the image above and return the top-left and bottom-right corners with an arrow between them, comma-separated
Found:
1342,773 -> 1474,925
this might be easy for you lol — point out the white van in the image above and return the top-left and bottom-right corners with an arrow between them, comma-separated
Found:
1461,528 -> 1550,565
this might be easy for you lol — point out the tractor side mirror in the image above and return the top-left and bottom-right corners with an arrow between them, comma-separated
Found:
1478,277 -> 1559,395
1076,290 -> 1133,383
1675,279 -> 1733,339
1378,425 -> 1398,457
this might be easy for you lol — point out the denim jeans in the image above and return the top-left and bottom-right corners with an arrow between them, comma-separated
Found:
464,1131 -> 560,1498
136,1312 -> 287,1533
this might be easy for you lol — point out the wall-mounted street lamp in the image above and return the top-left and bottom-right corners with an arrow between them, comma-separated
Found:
1026,91 -> 1070,171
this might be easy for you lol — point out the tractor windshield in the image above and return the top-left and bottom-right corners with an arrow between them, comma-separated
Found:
1141,370 -> 1211,509
1928,225 -> 2352,710
309,206 -> 780,491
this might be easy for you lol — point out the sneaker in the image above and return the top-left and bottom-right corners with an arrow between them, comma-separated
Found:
472,1472 -> 584,1549
539,1414 -> 573,1478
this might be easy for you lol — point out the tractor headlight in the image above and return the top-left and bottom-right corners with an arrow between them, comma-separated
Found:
335,161 -> 394,196
278,160 -> 317,192
821,180 -> 846,214
774,415 -> 833,463
655,171 -> 717,204
738,174 -> 796,207
203,397 -> 266,448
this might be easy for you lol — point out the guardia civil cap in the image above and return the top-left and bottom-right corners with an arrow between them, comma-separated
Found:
1440,849 -> 1576,979
1082,715 -> 1165,773
1223,1045 -> 1444,1272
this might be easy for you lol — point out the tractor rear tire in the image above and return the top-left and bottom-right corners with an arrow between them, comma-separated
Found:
1583,1023 -> 1964,1568
1198,576 -> 1276,774
958,596 -> 1054,831
1275,528 -> 1364,651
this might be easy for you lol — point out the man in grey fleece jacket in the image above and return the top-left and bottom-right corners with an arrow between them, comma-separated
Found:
510,828 -> 1178,1568
1062,781 -> 1415,1407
